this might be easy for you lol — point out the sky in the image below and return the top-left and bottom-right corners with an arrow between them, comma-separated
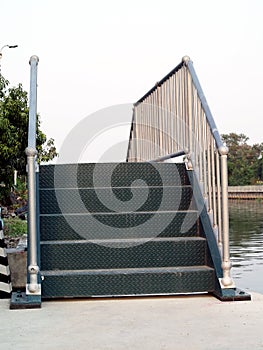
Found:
1,0 -> 263,161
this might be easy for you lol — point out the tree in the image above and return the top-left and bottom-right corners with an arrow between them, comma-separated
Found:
221,133 -> 263,186
0,76 -> 58,203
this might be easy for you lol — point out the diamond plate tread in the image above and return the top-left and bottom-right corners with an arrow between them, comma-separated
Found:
40,237 -> 207,270
39,186 -> 193,214
40,211 -> 199,241
41,266 -> 215,298
39,162 -> 189,189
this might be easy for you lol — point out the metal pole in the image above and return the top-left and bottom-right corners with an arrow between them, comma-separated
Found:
26,55 -> 40,294
28,56 -> 39,149
26,147 -> 39,293
216,151 -> 222,248
219,146 -> 234,287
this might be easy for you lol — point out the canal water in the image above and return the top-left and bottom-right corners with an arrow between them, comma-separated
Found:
229,200 -> 263,294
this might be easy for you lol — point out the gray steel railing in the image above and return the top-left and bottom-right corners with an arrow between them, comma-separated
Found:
26,55 -> 41,295
127,56 -> 234,288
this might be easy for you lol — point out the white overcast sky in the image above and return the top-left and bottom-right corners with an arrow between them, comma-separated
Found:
1,0 -> 263,161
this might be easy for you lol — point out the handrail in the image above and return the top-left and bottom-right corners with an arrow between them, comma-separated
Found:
25,55 -> 40,295
149,150 -> 186,163
126,56 -> 234,288
185,58 -> 225,152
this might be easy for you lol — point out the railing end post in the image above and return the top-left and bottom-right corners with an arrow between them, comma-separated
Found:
182,55 -> 191,64
29,55 -> 39,65
218,145 -> 229,156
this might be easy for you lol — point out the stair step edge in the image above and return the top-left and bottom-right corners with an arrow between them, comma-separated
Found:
39,209 -> 198,216
41,265 -> 214,276
40,185 -> 193,190
40,237 -> 206,245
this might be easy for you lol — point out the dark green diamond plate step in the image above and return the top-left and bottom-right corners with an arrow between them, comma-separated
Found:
39,162 -> 189,189
40,237 -> 207,270
39,186 -> 193,214
41,266 -> 215,298
40,211 -> 199,241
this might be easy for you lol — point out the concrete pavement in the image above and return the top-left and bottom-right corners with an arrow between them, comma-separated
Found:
1,292 -> 263,350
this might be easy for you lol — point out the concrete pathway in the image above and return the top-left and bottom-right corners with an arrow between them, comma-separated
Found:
1,292 -> 263,350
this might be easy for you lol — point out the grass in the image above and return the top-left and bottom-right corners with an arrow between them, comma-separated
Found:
3,217 -> 27,237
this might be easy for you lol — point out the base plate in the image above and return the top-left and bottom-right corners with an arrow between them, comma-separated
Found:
10,291 -> 41,309
213,288 -> 251,302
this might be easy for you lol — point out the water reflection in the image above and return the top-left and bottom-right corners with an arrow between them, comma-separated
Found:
229,200 -> 263,293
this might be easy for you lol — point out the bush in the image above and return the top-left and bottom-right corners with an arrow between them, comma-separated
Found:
3,217 -> 27,237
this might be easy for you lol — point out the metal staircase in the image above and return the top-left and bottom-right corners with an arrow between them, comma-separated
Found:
39,162 -> 216,298
10,55 -> 251,309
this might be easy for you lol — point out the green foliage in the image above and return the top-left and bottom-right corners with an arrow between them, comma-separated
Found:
222,133 -> 263,186
3,217 -> 27,237
14,177 -> 27,201
0,76 -> 58,203
10,177 -> 28,211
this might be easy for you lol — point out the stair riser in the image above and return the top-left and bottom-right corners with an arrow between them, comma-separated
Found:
39,163 -> 189,189
40,212 -> 199,241
39,187 -> 193,214
41,239 -> 207,270
42,269 -> 215,298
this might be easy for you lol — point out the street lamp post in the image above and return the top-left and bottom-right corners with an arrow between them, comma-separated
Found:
0,44 -> 18,76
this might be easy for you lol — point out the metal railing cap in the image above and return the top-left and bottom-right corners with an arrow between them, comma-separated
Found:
29,55 -> 39,65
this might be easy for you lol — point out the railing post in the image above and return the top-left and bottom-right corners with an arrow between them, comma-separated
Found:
26,55 -> 41,296
10,55 -> 41,308
26,147 -> 40,293
219,145 -> 234,287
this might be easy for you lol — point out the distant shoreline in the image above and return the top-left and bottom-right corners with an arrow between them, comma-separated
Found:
228,186 -> 263,200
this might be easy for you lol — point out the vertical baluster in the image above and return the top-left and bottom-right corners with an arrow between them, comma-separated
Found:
149,95 -> 153,160
202,111 -> 208,199
153,90 -> 158,159
196,86 -> 202,172
211,134 -> 218,232
129,108 -> 134,161
187,69 -> 192,156
216,150 -> 222,248
138,104 -> 142,161
167,78 -> 171,155
165,81 -> 168,156
163,80 -> 167,155
194,87 -> 199,175
148,94 -> 154,160
137,103 -> 141,161
143,101 -> 147,161
170,75 -> 175,153
175,72 -> 179,152
198,89 -> 203,184
207,126 -> 212,212
167,76 -> 173,153
145,97 -> 149,160
157,86 -> 163,156
155,89 -> 160,159
185,70 -> 188,152
179,69 -> 184,150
